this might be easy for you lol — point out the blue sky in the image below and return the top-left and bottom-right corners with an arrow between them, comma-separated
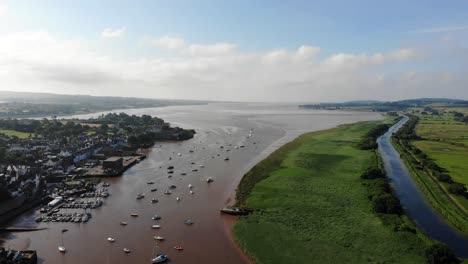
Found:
0,0 -> 467,101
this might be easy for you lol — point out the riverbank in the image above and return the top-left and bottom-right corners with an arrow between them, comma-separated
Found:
233,121 -> 429,263
391,113 -> 468,235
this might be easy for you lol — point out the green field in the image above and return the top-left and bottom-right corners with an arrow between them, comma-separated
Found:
0,129 -> 34,139
234,121 -> 427,264
415,111 -> 468,213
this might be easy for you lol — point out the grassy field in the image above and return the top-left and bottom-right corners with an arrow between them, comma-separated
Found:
409,110 -> 468,220
390,108 -> 468,235
234,121 -> 427,264
0,129 -> 34,139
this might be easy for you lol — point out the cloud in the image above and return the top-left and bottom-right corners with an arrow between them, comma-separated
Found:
144,36 -> 186,50
1,32 -> 466,102
408,25 -> 468,34
101,27 -> 126,39
0,4 -> 8,17
143,36 -> 237,56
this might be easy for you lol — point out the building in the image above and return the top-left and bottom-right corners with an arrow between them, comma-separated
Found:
103,157 -> 123,171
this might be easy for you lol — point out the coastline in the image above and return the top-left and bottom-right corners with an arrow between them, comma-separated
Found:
230,120 -> 429,263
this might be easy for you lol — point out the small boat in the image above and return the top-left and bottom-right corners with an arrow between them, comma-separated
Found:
169,185 -> 177,189
167,166 -> 174,170
224,157 -> 230,161
151,188 -> 158,192
220,207 -> 251,216
61,229 -> 68,233
152,215 -> 162,220
164,190 -> 172,195
151,254 -> 168,263
173,246 -> 183,251
206,177 -> 214,183
136,193 -> 145,199
107,237 -> 115,242
188,184 -> 193,189
151,199 -> 159,203
199,165 -> 205,168
190,190 -> 194,194
131,213 -> 139,217
120,221 -> 128,226
58,246 -> 66,253
154,236 -> 165,241
152,225 -> 161,229
180,173 -> 186,176
147,181 -> 154,185
184,220 -> 194,225
176,197 -> 180,201
192,169 -> 198,172
123,248 -> 131,253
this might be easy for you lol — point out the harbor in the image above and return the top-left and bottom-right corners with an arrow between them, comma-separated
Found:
0,103 -> 382,263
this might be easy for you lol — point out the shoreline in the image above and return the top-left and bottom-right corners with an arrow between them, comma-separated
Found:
230,120 -> 430,263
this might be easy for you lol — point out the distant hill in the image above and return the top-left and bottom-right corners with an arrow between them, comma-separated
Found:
299,98 -> 468,112
0,91 -> 209,118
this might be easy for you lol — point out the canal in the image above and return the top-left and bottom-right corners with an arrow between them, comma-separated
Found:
378,116 -> 468,257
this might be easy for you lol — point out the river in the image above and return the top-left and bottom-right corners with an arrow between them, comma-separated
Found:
1,103 -> 382,264
378,116 -> 468,257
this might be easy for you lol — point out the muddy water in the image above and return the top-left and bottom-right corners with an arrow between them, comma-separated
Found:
1,103 -> 382,264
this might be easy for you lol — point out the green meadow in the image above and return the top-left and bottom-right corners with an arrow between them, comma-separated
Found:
410,111 -> 468,218
0,129 -> 34,139
234,121 -> 427,264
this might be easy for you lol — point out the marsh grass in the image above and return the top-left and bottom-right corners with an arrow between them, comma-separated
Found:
234,121 -> 427,264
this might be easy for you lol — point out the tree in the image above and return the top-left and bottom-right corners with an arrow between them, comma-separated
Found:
448,183 -> 467,196
425,244 -> 460,264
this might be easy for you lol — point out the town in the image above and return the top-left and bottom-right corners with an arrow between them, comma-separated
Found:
0,113 -> 195,247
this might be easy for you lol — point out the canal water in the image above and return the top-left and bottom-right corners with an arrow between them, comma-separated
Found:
1,103 -> 382,264
378,116 -> 468,257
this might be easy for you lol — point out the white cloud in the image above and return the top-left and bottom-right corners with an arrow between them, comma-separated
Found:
0,4 -> 8,17
101,27 -> 126,39
144,36 -> 186,50
1,32 -> 466,102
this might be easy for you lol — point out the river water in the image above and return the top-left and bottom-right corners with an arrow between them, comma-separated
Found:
1,103 -> 382,264
378,117 -> 468,257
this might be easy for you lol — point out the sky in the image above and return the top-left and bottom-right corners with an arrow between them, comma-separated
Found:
0,0 -> 468,102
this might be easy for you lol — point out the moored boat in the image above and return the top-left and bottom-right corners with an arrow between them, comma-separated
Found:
220,207 -> 251,215
151,253 -> 168,263
58,246 -> 66,253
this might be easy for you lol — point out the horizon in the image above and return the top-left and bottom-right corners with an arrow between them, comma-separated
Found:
0,1 -> 468,101
1,90 -> 466,105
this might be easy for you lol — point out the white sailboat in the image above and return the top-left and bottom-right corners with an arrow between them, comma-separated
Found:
151,241 -> 168,263
58,231 -> 66,253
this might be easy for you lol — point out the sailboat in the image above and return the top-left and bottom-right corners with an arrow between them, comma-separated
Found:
58,231 -> 66,253
151,241 -> 168,263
